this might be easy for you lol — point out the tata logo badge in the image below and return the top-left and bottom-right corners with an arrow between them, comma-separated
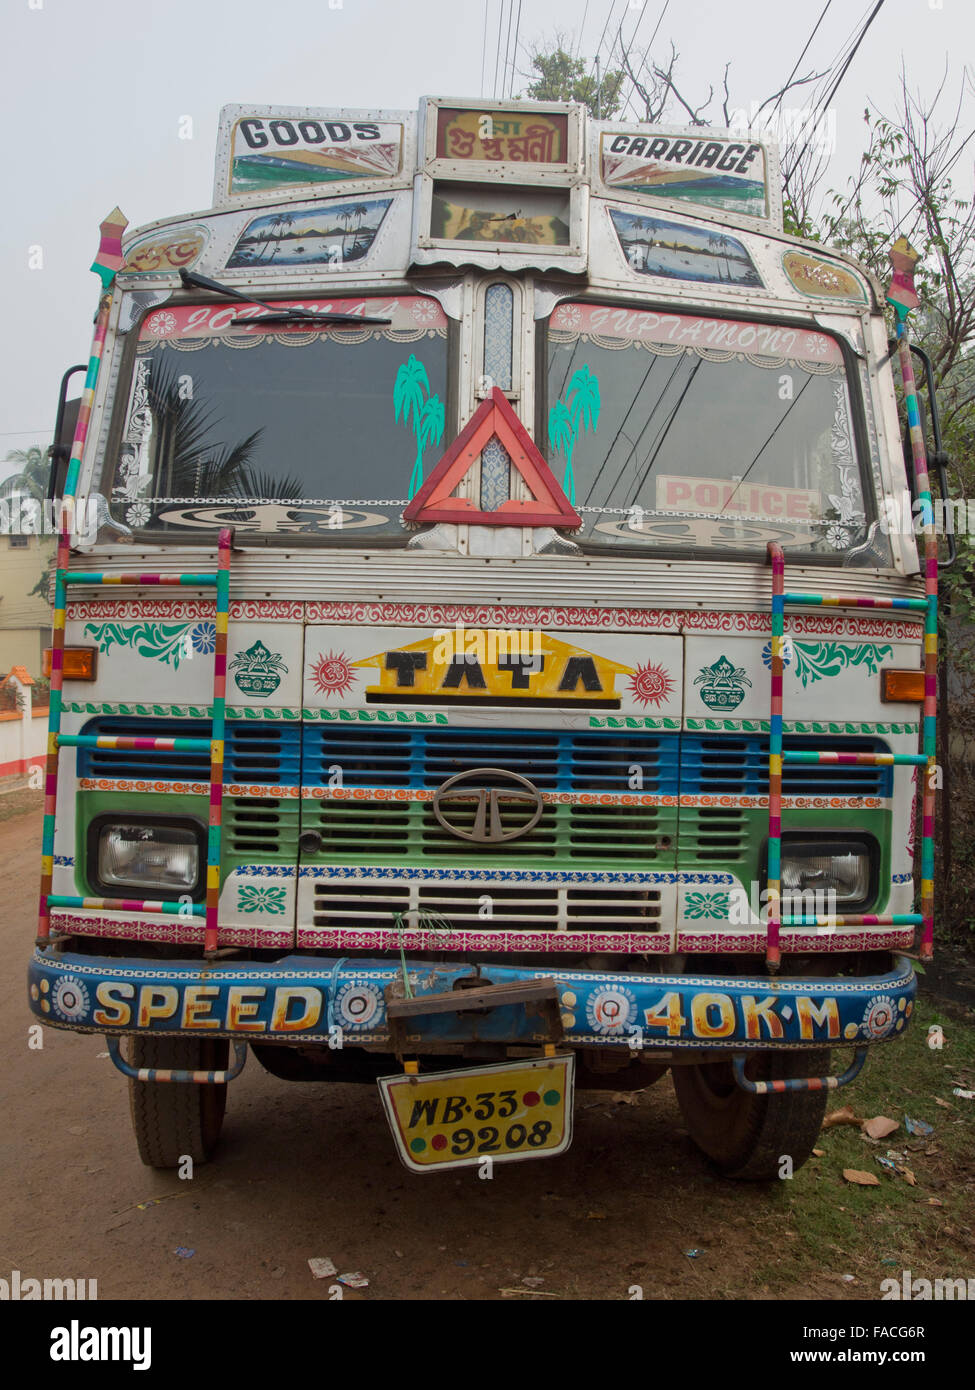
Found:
432,768 -> 544,844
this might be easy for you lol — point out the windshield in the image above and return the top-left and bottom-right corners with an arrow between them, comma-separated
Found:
108,295 -> 448,539
544,302 -> 886,561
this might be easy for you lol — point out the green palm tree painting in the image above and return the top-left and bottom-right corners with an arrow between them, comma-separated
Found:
393,354 -> 445,499
548,364 -> 600,505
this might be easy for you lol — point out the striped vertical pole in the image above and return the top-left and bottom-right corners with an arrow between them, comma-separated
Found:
766,541 -> 785,973
204,527 -> 233,956
888,238 -> 938,963
37,216 -> 123,943
894,324 -> 938,962
38,530 -> 72,941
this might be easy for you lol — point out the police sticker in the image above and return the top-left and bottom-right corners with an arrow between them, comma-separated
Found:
586,985 -> 637,1035
51,975 -> 90,1023
861,994 -> 896,1039
333,980 -> 382,1030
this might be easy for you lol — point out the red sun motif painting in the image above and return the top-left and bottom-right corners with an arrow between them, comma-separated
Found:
310,651 -> 356,698
629,662 -> 675,708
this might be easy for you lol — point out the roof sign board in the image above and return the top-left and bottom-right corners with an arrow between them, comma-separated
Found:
598,127 -> 779,228
435,107 -> 569,165
214,106 -> 410,204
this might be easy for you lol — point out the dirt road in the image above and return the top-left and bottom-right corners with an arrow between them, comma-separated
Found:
0,802 -> 963,1302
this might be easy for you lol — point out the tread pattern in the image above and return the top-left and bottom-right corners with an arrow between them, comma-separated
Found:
673,1050 -> 831,1180
128,1037 -> 229,1169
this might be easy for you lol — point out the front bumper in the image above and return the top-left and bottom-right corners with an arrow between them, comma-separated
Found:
28,949 -> 917,1052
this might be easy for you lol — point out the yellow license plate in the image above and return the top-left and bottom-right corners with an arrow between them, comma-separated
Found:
378,1054 -> 575,1172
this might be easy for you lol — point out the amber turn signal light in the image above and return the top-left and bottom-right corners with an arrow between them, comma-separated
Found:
41,647 -> 98,681
881,669 -> 925,703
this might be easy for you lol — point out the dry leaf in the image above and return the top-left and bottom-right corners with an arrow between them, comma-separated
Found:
862,1115 -> 899,1139
843,1168 -> 881,1186
901,1169 -> 917,1186
934,1098 -> 952,1109
812,1148 -> 825,1157
823,1106 -> 861,1129
926,1198 -> 944,1207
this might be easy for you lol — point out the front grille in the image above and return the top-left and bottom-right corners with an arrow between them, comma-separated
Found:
678,807 -> 748,867
311,879 -> 663,931
224,797 -> 300,859
302,726 -> 678,793
77,718 -> 300,786
305,797 -> 674,863
683,735 -> 891,798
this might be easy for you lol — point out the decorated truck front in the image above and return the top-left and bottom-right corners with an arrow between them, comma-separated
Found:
28,98 -> 935,1179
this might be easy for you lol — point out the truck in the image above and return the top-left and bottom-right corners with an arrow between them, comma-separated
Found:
28,97 -> 940,1179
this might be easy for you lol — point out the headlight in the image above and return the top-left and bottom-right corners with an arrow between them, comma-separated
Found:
90,818 -> 203,896
779,837 -> 874,909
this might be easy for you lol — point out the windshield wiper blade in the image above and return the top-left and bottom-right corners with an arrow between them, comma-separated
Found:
228,313 -> 387,327
178,269 -> 392,325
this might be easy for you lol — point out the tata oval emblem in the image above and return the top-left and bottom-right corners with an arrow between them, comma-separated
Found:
432,768 -> 545,844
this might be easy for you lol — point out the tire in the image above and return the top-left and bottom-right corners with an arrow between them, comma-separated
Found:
672,1050 -> 830,1180
127,1037 -> 229,1169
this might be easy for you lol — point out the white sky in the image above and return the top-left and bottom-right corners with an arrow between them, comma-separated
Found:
2,0 -> 972,474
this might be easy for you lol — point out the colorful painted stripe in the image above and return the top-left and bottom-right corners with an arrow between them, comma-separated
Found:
765,541 -> 785,972
782,592 -> 927,611
780,914 -> 922,927
47,895 -> 205,917
781,751 -> 927,766
895,317 -> 938,961
58,735 -> 212,752
205,529 -> 232,955
62,572 -> 219,587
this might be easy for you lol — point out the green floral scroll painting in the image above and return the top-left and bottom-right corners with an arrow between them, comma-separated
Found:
683,891 -> 731,920
84,620 -> 215,670
237,885 -> 287,915
548,365 -> 600,506
791,642 -> 894,689
394,355 -> 446,500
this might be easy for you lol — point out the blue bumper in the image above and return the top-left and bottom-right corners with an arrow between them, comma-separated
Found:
28,949 -> 917,1052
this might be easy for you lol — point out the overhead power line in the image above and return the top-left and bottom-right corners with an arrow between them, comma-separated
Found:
784,0 -> 886,184
573,0 -> 592,61
770,0 -> 834,123
506,0 -> 523,97
620,0 -> 671,121
587,0 -> 622,85
481,0 -> 490,97
501,0 -> 515,100
491,0 -> 506,101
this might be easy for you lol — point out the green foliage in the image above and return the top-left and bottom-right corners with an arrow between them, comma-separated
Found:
522,46 -> 623,118
1,446 -> 51,502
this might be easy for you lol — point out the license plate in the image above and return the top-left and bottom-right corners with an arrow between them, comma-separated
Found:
378,1054 -> 575,1173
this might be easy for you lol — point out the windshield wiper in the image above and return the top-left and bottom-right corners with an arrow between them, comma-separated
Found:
178,269 -> 392,325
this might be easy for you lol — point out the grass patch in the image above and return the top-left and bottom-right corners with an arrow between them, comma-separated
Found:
767,996 -> 975,1294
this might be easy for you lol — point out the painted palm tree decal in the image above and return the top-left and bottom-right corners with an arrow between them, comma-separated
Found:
394,354 -> 446,500
548,364 -> 600,506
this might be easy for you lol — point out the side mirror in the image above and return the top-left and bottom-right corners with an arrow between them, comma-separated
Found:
48,364 -> 87,502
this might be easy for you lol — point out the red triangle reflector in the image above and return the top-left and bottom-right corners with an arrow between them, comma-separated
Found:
403,388 -> 582,528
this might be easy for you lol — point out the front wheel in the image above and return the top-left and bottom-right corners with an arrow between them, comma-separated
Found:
672,1050 -> 830,1180
127,1037 -> 229,1169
